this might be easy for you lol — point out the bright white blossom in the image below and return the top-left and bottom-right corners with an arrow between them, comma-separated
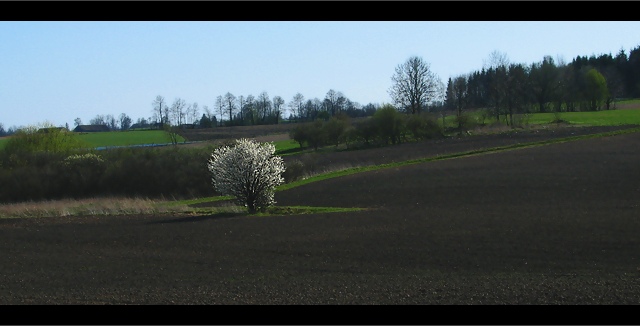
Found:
207,138 -> 285,213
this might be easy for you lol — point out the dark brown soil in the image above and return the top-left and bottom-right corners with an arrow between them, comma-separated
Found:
180,123 -> 297,142
1,124 -> 639,308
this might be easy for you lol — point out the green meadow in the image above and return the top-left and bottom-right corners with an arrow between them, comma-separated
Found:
76,130 -> 185,148
527,108 -> 640,126
445,105 -> 640,127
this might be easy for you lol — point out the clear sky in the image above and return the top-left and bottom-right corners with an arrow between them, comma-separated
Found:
2,21 -> 640,129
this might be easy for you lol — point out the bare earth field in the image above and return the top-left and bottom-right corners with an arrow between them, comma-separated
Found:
1,125 -> 639,308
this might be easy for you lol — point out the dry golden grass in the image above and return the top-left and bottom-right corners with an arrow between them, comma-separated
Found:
0,197 -> 190,219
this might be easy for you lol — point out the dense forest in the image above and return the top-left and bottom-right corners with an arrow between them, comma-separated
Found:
441,46 -> 640,127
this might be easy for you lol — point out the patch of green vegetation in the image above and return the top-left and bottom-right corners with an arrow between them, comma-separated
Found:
441,106 -> 640,130
0,137 -> 9,150
526,109 -> 640,126
77,130 -> 185,148
616,98 -> 640,107
273,139 -> 308,155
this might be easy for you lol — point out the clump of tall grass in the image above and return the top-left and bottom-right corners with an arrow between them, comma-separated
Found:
0,197 -> 190,219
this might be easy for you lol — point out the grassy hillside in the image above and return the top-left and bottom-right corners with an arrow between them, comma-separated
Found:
76,130 -> 185,148
0,130 -> 185,150
445,105 -> 640,128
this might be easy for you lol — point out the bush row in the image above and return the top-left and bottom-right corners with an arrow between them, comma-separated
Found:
0,146 -> 218,203
289,105 -> 445,150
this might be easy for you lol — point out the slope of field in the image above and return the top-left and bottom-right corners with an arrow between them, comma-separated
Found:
77,130 -> 185,148
1,128 -> 639,306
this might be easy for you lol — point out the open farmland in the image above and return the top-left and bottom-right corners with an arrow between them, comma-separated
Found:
1,126 -> 639,306
76,130 -> 185,148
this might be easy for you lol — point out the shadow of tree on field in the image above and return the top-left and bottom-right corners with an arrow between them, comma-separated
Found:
147,212 -> 247,225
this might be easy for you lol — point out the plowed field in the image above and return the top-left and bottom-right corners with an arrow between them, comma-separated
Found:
1,125 -> 639,310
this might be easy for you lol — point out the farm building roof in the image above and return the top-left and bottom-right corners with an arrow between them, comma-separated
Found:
73,125 -> 111,132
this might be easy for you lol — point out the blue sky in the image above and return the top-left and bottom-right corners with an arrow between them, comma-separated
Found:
2,21 -> 640,129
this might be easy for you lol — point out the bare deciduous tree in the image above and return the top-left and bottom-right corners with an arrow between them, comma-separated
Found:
389,56 -> 442,114
215,95 -> 224,125
224,92 -> 236,123
188,102 -> 199,125
152,95 -> 166,128
119,113 -> 132,130
272,95 -> 285,124
170,98 -> 187,127
289,92 -> 305,121
257,92 -> 270,123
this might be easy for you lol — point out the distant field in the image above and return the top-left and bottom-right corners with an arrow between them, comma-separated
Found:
0,130 -> 185,150
615,98 -> 640,109
449,106 -> 640,127
527,108 -> 640,126
77,130 -> 185,148
0,137 -> 8,150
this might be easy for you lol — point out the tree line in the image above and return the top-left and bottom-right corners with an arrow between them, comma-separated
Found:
2,44 -> 639,137
150,89 -> 380,131
441,47 -> 640,128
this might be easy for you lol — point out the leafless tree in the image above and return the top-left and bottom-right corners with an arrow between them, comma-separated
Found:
389,56 -> 442,114
215,95 -> 224,126
237,95 -> 245,123
188,102 -> 199,125
152,95 -> 166,128
272,95 -> 285,124
170,98 -> 187,127
483,50 -> 510,71
257,92 -> 270,123
224,92 -> 236,123
90,114 -> 106,126
324,89 -> 340,116
105,114 -> 118,130
289,92 -> 305,121
244,94 -> 256,125
119,113 -> 132,130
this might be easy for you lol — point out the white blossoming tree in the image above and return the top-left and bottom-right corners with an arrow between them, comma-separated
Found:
207,138 -> 286,213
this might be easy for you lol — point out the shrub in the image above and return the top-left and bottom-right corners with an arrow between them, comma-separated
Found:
3,123 -> 86,158
455,113 -> 478,134
207,139 -> 286,213
282,159 -> 305,183
62,153 -> 107,196
373,104 -> 405,145
289,124 -> 308,148
324,115 -> 350,147
405,113 -> 443,140
354,117 -> 377,145
512,113 -> 531,128
306,120 -> 328,150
